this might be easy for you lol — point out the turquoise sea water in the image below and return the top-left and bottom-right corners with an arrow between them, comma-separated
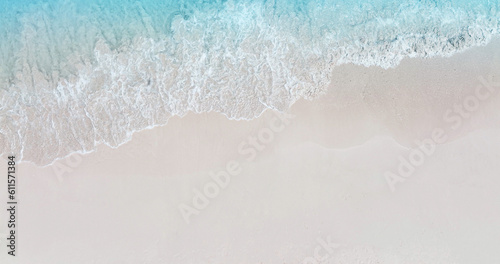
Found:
1,0 -> 499,165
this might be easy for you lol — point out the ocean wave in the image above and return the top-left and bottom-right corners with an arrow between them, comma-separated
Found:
1,0 -> 499,165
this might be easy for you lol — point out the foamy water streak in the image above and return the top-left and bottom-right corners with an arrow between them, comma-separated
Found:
1,0 -> 499,165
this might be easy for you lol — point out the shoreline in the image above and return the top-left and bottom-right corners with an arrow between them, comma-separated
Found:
6,37 -> 500,168
1,34 -> 500,264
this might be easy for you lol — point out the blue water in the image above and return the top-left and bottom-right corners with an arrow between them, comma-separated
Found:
1,0 -> 499,165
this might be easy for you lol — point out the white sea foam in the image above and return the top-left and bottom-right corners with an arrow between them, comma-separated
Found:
1,0 -> 499,165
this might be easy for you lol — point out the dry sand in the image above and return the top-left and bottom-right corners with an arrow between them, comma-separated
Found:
1,39 -> 500,264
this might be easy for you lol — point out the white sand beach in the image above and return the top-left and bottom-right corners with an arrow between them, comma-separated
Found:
1,39 -> 500,264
